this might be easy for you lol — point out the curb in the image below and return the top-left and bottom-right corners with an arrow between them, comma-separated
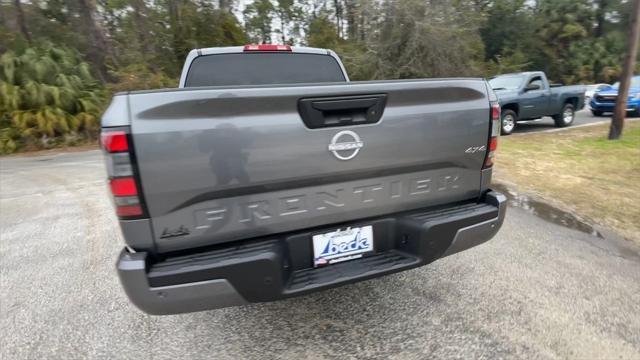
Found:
512,117 -> 640,136
492,179 -> 640,260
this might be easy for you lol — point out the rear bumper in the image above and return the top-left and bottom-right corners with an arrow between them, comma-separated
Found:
117,190 -> 507,315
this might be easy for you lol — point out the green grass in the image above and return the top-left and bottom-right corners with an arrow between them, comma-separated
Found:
579,126 -> 640,149
496,121 -> 640,242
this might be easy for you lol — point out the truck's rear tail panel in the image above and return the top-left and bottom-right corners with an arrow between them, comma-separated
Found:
119,79 -> 492,253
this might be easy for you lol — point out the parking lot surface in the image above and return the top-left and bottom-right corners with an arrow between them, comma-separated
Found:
513,108 -> 639,134
1,130 -> 640,359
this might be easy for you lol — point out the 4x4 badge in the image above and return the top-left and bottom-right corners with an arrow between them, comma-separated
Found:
465,145 -> 486,154
160,225 -> 190,239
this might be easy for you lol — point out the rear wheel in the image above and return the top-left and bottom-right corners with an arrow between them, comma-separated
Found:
501,109 -> 517,135
554,103 -> 575,127
591,110 -> 603,117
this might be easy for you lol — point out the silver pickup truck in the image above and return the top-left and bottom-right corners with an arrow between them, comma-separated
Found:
101,45 -> 506,315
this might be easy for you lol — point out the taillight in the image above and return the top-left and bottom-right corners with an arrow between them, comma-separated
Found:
115,203 -> 143,217
101,128 -> 145,218
109,177 -> 138,196
491,101 -> 500,121
101,131 -> 128,152
243,44 -> 292,52
484,101 -> 500,168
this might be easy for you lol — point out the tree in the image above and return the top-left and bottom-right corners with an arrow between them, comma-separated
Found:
75,0 -> 114,82
165,0 -> 245,72
333,0 -> 344,37
130,0 -> 157,70
371,0 -> 486,79
168,0 -> 191,64
244,0 -> 275,43
532,0 -> 594,82
13,0 -> 31,43
609,0 -> 640,140
219,0 -> 234,11
275,0 -> 303,44
344,0 -> 358,40
1,0 -> 637,154
480,0 -> 534,62
0,45 -> 105,153
307,15 -> 341,49
190,1 -> 246,48
594,0 -> 610,38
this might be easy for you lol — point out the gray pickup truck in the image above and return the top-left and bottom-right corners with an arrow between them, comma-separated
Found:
489,71 -> 585,134
101,45 -> 506,315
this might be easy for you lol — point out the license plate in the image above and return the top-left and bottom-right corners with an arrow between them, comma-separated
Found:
312,225 -> 374,267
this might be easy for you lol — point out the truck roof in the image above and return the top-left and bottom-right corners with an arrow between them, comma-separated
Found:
178,45 -> 348,87
196,45 -> 333,56
493,71 -> 545,77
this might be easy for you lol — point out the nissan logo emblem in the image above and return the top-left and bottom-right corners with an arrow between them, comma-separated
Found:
328,130 -> 364,160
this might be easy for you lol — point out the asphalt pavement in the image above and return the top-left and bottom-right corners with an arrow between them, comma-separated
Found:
1,118 -> 640,359
512,107 -> 639,134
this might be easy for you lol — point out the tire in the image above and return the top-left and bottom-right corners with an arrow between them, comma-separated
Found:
501,109 -> 517,135
591,110 -> 603,117
554,103 -> 575,127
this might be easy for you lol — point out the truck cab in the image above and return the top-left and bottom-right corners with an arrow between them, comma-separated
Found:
178,45 -> 350,88
518,73 -> 552,119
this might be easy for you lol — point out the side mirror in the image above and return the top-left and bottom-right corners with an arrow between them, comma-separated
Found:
525,84 -> 541,91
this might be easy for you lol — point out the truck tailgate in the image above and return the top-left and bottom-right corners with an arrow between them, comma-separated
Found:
127,79 -> 492,252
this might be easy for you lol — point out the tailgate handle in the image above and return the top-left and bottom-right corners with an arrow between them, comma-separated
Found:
312,97 -> 378,111
298,94 -> 387,129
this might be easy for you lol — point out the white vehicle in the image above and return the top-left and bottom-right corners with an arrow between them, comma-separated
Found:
585,83 -> 611,105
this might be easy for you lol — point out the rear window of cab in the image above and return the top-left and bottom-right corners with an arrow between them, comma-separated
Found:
184,52 -> 346,87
